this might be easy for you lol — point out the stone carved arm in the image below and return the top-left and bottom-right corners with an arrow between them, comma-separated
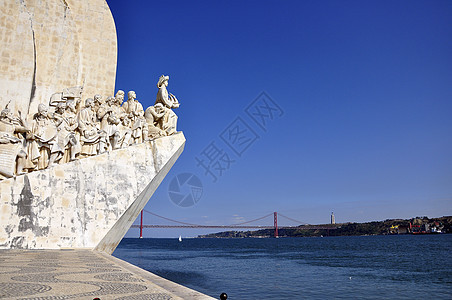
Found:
151,108 -> 164,120
169,93 -> 180,108
66,117 -> 79,132
53,114 -> 65,128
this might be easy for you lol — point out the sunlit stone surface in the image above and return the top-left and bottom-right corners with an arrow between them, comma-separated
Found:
0,133 -> 185,254
0,0 -> 117,118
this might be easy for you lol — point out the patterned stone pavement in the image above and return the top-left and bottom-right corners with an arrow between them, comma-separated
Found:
0,250 -> 214,300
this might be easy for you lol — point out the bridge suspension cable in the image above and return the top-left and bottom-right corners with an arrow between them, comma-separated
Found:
277,213 -> 310,225
229,212 -> 274,226
140,210 -> 313,229
142,209 -> 201,226
135,210 -> 337,238
142,209 -> 275,227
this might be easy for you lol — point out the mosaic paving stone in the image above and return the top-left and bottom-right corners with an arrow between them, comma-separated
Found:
17,267 -> 58,274
87,267 -> 122,273
115,293 -> 174,300
19,296 -> 71,300
11,272 -> 61,283
0,250 -> 213,299
0,267 -> 20,274
0,282 -> 52,297
86,263 -> 116,268
27,263 -> 62,268
74,282 -> 148,297
94,272 -> 144,282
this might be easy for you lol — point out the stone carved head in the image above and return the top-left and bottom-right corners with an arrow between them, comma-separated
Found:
85,98 -> 94,108
38,104 -> 48,117
106,96 -> 115,105
154,103 -> 165,114
93,94 -> 103,104
127,91 -> 136,101
157,75 -> 169,88
66,100 -> 76,112
56,102 -> 66,113
115,90 -> 125,105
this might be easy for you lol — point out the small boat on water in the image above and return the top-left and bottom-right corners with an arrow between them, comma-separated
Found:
178,235 -> 182,242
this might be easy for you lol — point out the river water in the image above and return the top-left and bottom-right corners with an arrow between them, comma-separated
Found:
113,235 -> 452,299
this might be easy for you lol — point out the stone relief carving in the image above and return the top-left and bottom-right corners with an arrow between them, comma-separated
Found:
0,108 -> 29,179
154,75 -> 179,135
0,75 -> 181,180
113,90 -> 133,148
28,104 -> 62,170
123,91 -> 148,144
156,75 -> 180,109
53,101 -> 81,163
78,98 -> 108,157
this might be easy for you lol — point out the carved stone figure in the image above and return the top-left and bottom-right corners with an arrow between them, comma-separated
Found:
155,75 -> 179,135
27,104 -> 61,170
113,90 -> 132,148
53,101 -> 80,163
0,80 -> 182,177
115,90 -> 125,105
155,75 -> 180,109
98,96 -> 121,150
0,108 -> 29,178
159,103 -> 178,136
118,116 -> 133,148
122,91 -> 148,144
78,98 -> 107,157
93,94 -> 104,116
144,104 -> 166,140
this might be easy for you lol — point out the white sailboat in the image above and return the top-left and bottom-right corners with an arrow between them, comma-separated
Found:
178,235 -> 182,242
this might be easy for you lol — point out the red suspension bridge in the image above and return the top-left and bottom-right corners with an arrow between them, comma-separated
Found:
131,210 -> 339,238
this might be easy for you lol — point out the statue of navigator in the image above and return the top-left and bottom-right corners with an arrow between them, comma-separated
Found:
155,75 -> 180,109
153,75 -> 180,135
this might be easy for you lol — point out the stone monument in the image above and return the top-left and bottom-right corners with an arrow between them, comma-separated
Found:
0,1 -> 185,254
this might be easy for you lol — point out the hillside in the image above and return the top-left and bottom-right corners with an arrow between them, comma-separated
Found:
198,216 -> 452,238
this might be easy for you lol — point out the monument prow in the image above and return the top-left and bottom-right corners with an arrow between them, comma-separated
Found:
0,133 -> 185,254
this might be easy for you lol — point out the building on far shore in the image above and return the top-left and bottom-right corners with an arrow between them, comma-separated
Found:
331,212 -> 335,224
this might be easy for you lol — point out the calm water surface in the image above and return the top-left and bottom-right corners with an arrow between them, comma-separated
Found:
113,235 -> 452,299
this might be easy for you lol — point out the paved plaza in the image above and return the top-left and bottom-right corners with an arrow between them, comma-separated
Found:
0,249 -> 214,300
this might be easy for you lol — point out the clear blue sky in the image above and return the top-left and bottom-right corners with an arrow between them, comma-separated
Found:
107,0 -> 452,238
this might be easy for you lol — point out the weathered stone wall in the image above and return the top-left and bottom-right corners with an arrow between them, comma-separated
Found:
0,0 -> 117,119
0,133 -> 185,254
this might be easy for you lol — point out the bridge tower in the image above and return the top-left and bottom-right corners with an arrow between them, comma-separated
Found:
274,212 -> 278,238
140,210 -> 143,238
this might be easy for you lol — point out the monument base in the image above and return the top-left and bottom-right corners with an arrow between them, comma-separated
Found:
0,133 -> 185,254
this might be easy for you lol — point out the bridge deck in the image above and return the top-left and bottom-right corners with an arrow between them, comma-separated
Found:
0,249 -> 214,300
131,224 -> 339,229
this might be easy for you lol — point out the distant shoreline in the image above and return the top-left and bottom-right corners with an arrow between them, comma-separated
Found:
198,216 -> 452,238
